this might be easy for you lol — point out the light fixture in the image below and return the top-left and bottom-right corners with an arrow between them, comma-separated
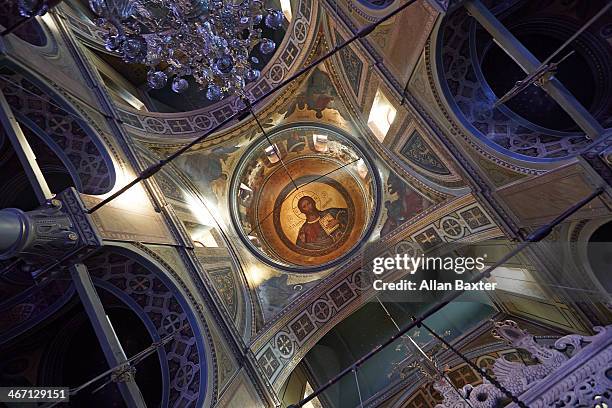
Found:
87,0 -> 285,101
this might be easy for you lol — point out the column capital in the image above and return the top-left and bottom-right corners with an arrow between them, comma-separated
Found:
0,187 -> 102,269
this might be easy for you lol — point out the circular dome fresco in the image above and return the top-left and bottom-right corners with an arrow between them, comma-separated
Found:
231,125 -> 380,272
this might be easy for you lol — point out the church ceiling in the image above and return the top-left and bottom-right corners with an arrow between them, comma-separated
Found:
1,0 -> 611,407
21,0 -> 538,382
132,55 -> 450,340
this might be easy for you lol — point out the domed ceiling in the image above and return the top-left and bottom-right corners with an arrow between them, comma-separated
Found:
436,0 -> 610,159
231,125 -> 380,271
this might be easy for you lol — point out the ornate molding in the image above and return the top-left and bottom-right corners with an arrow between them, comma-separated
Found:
434,321 -> 612,408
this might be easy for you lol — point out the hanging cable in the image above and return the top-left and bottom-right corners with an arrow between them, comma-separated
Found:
244,98 -> 299,191
416,319 -> 527,408
353,368 -> 364,408
0,17 -> 31,36
287,186 -> 604,408
0,244 -> 88,280
376,298 -> 474,408
541,2 -> 612,67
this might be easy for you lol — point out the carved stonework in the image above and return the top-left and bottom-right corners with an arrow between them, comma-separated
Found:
491,320 -> 567,396
492,320 -> 567,367
435,321 -> 612,408
434,377 -> 503,408
520,325 -> 612,408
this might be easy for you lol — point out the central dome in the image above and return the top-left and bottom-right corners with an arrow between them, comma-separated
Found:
230,125 -> 380,271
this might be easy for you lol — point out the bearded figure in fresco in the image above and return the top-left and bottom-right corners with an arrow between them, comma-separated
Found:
295,196 -> 348,250
381,173 -> 427,236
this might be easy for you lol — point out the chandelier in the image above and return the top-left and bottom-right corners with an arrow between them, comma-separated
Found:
88,0 -> 285,101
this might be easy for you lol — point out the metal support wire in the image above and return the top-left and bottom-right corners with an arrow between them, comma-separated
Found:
0,17 -> 31,36
85,0 -> 419,214
244,98 -> 299,191
417,319 -> 526,407
541,2 -> 612,67
287,187 -> 604,408
376,298 -> 474,408
353,368 -> 364,408
41,323 -> 188,408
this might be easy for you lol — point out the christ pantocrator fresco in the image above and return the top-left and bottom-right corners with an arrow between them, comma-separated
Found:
295,195 -> 349,250
231,125 -> 380,270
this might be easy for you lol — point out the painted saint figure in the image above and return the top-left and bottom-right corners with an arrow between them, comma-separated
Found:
295,196 -> 348,250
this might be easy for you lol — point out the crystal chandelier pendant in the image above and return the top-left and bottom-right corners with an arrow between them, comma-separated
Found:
89,0 -> 285,101
245,69 -> 261,82
172,77 -> 189,93
259,38 -> 276,54
147,71 -> 168,89
206,84 -> 222,101
265,9 -> 284,30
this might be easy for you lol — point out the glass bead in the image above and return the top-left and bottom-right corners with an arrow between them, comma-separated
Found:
147,71 -> 168,89
259,38 -> 276,54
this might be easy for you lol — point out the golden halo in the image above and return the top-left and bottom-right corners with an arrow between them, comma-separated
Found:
291,190 -> 321,220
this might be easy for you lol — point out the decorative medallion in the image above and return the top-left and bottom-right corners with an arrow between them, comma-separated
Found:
231,125 -> 380,271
